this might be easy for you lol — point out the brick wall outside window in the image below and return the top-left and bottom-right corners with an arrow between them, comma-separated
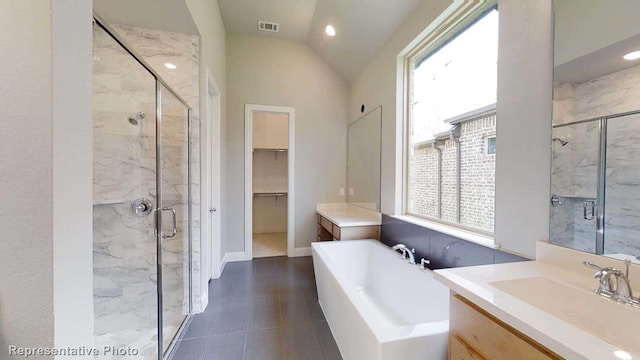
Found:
408,113 -> 495,233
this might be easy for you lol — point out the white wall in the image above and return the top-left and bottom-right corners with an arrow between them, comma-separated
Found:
186,0 -> 226,310
494,0 -> 553,257
349,0 -> 452,216
554,0 -> 640,65
0,0 -> 94,356
0,1 -> 55,352
350,0 -> 553,258
226,34 -> 349,253
52,0 -> 95,355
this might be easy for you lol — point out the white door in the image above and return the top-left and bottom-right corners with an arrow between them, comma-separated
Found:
207,81 -> 222,280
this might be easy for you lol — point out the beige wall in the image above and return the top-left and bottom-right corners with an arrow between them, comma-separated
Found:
350,0 -> 553,258
253,112 -> 289,149
0,0 -> 94,356
226,34 -> 349,253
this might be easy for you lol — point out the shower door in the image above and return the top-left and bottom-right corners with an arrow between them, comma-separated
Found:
93,19 -> 191,360
550,120 -> 600,253
604,113 -> 640,258
93,22 -> 161,359
551,111 -> 640,259
158,83 -> 190,352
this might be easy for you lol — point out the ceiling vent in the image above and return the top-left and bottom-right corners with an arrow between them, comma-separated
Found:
258,21 -> 279,33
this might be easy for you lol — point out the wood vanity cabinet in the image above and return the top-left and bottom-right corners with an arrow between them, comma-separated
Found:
316,214 -> 380,241
449,294 -> 562,360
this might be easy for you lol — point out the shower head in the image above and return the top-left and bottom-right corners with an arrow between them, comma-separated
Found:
553,137 -> 568,146
128,112 -> 145,125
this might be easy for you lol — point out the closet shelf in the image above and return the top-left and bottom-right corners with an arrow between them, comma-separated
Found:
253,192 -> 288,197
253,148 -> 288,152
553,194 -> 597,200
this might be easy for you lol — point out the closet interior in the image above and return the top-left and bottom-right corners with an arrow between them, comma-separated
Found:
252,111 -> 289,257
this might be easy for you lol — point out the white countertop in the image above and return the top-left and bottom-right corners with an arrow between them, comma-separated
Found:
434,258 -> 640,360
316,203 -> 381,227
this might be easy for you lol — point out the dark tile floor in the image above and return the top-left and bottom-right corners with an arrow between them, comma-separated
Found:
170,256 -> 343,360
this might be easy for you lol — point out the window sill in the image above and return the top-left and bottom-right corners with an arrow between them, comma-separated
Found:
390,215 -> 498,250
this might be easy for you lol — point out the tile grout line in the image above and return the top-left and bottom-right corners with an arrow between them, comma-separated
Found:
242,283 -> 252,360
277,276 -> 286,359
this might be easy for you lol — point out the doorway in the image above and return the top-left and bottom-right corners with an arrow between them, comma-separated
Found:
244,104 -> 295,259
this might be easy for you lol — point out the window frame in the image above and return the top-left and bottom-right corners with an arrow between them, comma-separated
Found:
401,0 -> 498,238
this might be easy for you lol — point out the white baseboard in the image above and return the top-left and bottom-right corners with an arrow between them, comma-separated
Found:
293,247 -> 312,257
222,251 -> 248,264
196,292 -> 208,314
217,251 -> 248,279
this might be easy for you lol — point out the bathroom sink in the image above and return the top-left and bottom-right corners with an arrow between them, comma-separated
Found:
490,276 -> 640,357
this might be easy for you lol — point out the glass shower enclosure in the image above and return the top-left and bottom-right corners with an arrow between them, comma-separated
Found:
92,18 -> 191,359
550,110 -> 640,259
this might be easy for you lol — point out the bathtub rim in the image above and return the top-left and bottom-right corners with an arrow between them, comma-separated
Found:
311,240 -> 450,344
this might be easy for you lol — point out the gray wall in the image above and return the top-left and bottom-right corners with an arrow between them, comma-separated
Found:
0,0 -> 94,355
225,34 -> 349,253
350,0 -> 553,258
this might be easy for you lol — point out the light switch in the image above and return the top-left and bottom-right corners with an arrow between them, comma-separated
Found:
349,188 -> 354,196
339,188 -> 345,196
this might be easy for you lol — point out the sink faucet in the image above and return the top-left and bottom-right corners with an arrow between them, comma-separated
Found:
583,260 -> 639,308
391,244 -> 416,264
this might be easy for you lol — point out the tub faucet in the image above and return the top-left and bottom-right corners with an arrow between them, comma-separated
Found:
420,258 -> 431,271
391,244 -> 416,264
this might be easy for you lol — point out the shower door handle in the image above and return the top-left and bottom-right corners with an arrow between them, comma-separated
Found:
161,207 -> 177,238
583,200 -> 596,220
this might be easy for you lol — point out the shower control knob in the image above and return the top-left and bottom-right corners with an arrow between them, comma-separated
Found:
132,198 -> 154,217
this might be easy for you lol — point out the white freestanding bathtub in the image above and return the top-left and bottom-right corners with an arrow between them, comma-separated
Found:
312,240 -> 450,360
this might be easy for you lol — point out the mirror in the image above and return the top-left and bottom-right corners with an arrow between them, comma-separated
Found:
550,0 -> 640,262
347,106 -> 382,211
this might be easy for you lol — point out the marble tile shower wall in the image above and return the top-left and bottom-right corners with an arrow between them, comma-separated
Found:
604,114 -> 640,257
550,122 -> 598,252
114,24 -> 204,312
380,215 -> 528,269
553,63 -> 640,125
93,23 -> 160,358
92,23 -> 200,358
552,63 -> 640,256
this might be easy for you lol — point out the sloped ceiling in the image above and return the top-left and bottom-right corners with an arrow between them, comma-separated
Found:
94,0 -> 199,35
93,0 -> 423,82
218,0 -> 422,82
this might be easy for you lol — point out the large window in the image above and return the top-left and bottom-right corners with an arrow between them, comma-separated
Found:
405,8 -> 498,235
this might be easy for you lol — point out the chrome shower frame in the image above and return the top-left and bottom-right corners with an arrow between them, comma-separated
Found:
551,109 -> 640,255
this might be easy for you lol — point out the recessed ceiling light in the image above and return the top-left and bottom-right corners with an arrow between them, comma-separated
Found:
325,25 -> 336,37
623,50 -> 640,61
164,62 -> 177,70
